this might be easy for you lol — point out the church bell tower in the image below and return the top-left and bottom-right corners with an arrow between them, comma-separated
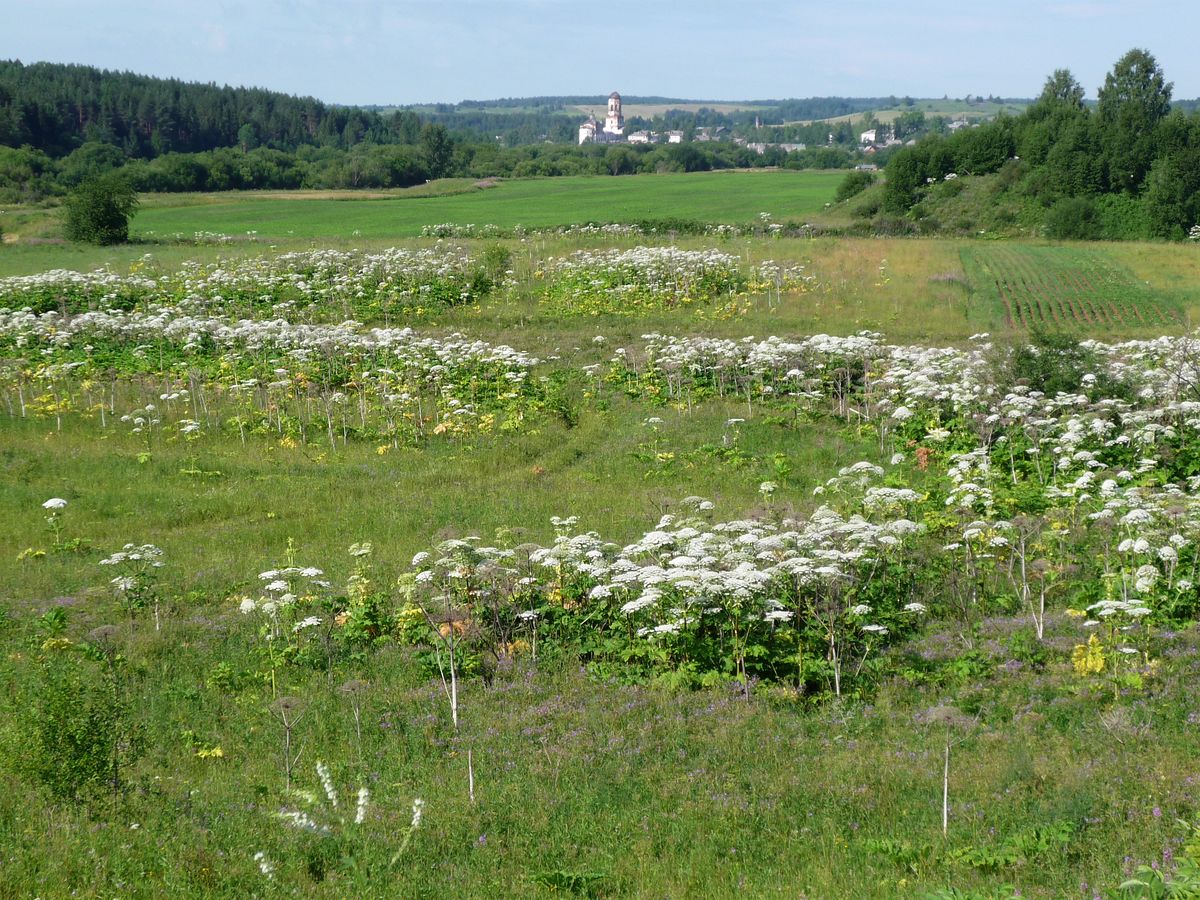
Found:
603,92 -> 624,135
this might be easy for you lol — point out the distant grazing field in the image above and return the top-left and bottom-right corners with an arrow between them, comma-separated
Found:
131,171 -> 843,240
572,102 -> 773,117
795,99 -> 1028,126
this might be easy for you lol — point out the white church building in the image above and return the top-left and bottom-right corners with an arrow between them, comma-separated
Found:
578,92 -> 626,144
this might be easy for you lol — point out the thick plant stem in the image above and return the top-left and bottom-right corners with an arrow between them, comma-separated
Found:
943,742 -> 950,837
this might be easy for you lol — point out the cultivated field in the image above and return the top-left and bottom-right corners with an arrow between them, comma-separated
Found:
3,178 -> 1200,897
962,245 -> 1185,330
128,171 -> 844,242
571,102 -> 773,118
794,99 -> 1028,126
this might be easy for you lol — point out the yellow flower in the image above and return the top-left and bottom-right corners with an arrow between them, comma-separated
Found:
1072,634 -> 1105,677
196,746 -> 225,759
503,639 -> 531,657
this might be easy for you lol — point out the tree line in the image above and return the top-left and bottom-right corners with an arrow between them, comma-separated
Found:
0,132 -> 859,203
0,61 -> 911,156
0,60 -> 421,157
882,49 -> 1200,239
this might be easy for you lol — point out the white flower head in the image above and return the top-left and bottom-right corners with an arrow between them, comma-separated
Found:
355,786 -> 370,825
293,615 -> 322,632
42,498 -> 68,510
253,851 -> 275,880
316,761 -> 338,808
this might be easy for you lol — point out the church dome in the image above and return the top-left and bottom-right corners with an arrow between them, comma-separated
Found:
609,92 -> 621,100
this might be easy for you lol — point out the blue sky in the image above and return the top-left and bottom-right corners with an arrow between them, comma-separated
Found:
2,1 -> 1197,104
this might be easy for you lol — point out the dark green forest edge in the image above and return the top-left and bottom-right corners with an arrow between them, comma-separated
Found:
877,50 -> 1200,241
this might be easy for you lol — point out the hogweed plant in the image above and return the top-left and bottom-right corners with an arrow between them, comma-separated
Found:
915,705 -> 980,838
98,543 -> 165,630
239,539 -> 338,687
41,497 -> 68,548
410,539 -> 489,802
269,696 -> 307,792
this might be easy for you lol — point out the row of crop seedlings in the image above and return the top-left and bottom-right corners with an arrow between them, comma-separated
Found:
988,247 -> 1179,329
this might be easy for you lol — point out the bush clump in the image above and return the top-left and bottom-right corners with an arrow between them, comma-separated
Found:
63,174 -> 139,245
835,170 -> 876,203
1045,196 -> 1101,240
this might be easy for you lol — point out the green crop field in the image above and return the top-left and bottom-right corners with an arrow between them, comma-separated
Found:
128,171 -> 843,241
961,244 -> 1184,330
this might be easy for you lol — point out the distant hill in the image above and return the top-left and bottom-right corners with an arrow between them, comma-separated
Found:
0,60 -> 405,157
797,98 -> 1030,126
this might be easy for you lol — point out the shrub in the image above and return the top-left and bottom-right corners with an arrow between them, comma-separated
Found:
871,214 -> 919,236
835,170 -> 875,203
1007,331 -> 1130,401
1044,196 -> 1101,240
935,177 -> 965,198
1094,193 -> 1155,241
63,174 -> 139,245
850,194 -> 882,219
1009,330 -> 1092,395
12,647 -> 142,802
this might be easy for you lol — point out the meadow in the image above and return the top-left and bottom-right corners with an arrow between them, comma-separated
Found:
127,171 -> 845,242
3,178 -> 1200,898
793,100 -> 1028,127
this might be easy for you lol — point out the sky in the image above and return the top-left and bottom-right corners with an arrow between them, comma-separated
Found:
2,0 -> 1198,105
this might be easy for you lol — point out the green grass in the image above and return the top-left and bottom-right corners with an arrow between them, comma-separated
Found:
800,99 -> 1029,126
0,402 -> 869,601
7,220 -> 1200,896
1,406 -> 1196,898
128,171 -> 844,240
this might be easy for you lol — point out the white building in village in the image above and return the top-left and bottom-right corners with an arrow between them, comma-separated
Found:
578,92 -> 626,144
576,93 -> 698,146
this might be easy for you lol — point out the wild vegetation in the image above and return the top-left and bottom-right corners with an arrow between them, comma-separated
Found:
4,212 -> 1200,896
881,50 -> 1200,241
